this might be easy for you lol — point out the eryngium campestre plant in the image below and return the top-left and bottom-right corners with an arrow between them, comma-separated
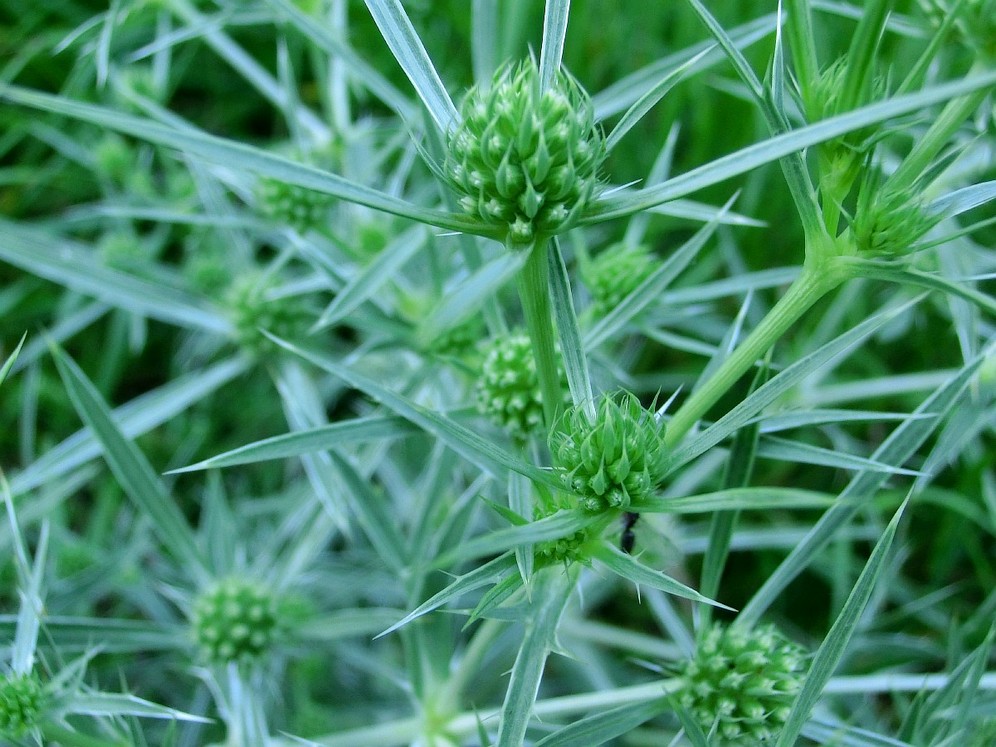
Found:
191,578 -> 281,664
678,624 -> 806,745
550,391 -> 667,511
444,57 -> 605,247
851,180 -> 942,257
0,672 -> 43,739
582,242 -> 656,317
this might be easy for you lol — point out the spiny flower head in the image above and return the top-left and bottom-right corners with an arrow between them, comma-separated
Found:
225,274 -> 313,356
191,577 -> 281,664
678,624 -> 806,745
256,176 -> 333,233
444,57 -> 606,248
475,333 -> 566,441
0,672 -> 44,739
550,391 -> 667,511
852,182 -> 941,257
582,243 -> 655,317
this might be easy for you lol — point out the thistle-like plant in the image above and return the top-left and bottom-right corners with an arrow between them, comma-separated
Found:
443,56 -> 605,248
678,624 -> 806,745
550,391 -> 668,511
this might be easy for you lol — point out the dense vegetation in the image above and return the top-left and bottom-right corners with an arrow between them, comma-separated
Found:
1,1 -> 994,745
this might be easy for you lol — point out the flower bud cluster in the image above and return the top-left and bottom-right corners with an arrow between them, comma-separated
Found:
678,624 -> 806,745
444,57 -> 605,247
582,243 -> 655,317
550,391 -> 667,511
191,577 -> 281,664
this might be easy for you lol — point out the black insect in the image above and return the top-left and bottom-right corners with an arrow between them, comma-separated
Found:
620,512 -> 639,554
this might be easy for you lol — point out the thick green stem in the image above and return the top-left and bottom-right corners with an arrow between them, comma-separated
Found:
665,262 -> 848,446
517,240 -> 562,430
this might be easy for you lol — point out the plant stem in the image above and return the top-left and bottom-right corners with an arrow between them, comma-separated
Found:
517,239 -> 562,430
665,261 -> 849,446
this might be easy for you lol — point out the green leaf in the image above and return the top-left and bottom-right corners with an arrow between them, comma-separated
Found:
264,0 -> 415,120
63,692 -> 212,722
849,260 -> 996,317
0,85 -> 481,234
538,0 -> 570,93
50,345 -> 208,578
774,499 -> 909,746
549,239 -> 594,416
313,226 -> 428,330
377,552 -> 518,638
534,697 -> 670,746
605,46 -> 712,152
433,510 -> 597,569
169,414 -> 423,473
0,218 -> 229,334
591,542 -> 733,610
739,351 -> 986,626
0,331 -> 26,387
585,69 -> 996,223
584,206 -> 722,349
638,487 -> 835,514
362,0 -> 458,132
13,357 -> 249,496
417,249 -> 528,346
668,296 -> 921,470
267,334 -> 561,489
497,565 -> 576,747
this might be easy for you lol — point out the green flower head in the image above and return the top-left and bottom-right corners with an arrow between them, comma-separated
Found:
225,274 -> 313,356
852,181 -> 942,257
445,57 -> 606,248
191,577 -> 281,664
678,624 -> 806,745
256,176 -> 333,233
582,243 -> 656,317
475,333 -> 567,441
0,672 -> 44,739
550,391 -> 667,511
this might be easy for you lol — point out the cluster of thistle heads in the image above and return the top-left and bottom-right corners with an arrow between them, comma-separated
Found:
256,176 -> 334,234
444,56 -> 606,247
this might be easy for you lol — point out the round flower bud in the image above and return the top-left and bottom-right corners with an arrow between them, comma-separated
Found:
475,333 -> 567,441
256,177 -> 333,233
191,577 -> 281,664
852,183 -> 941,257
582,243 -> 655,317
0,672 -> 43,739
550,391 -> 667,511
678,624 -> 806,745
444,57 -> 606,248
225,275 -> 313,356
